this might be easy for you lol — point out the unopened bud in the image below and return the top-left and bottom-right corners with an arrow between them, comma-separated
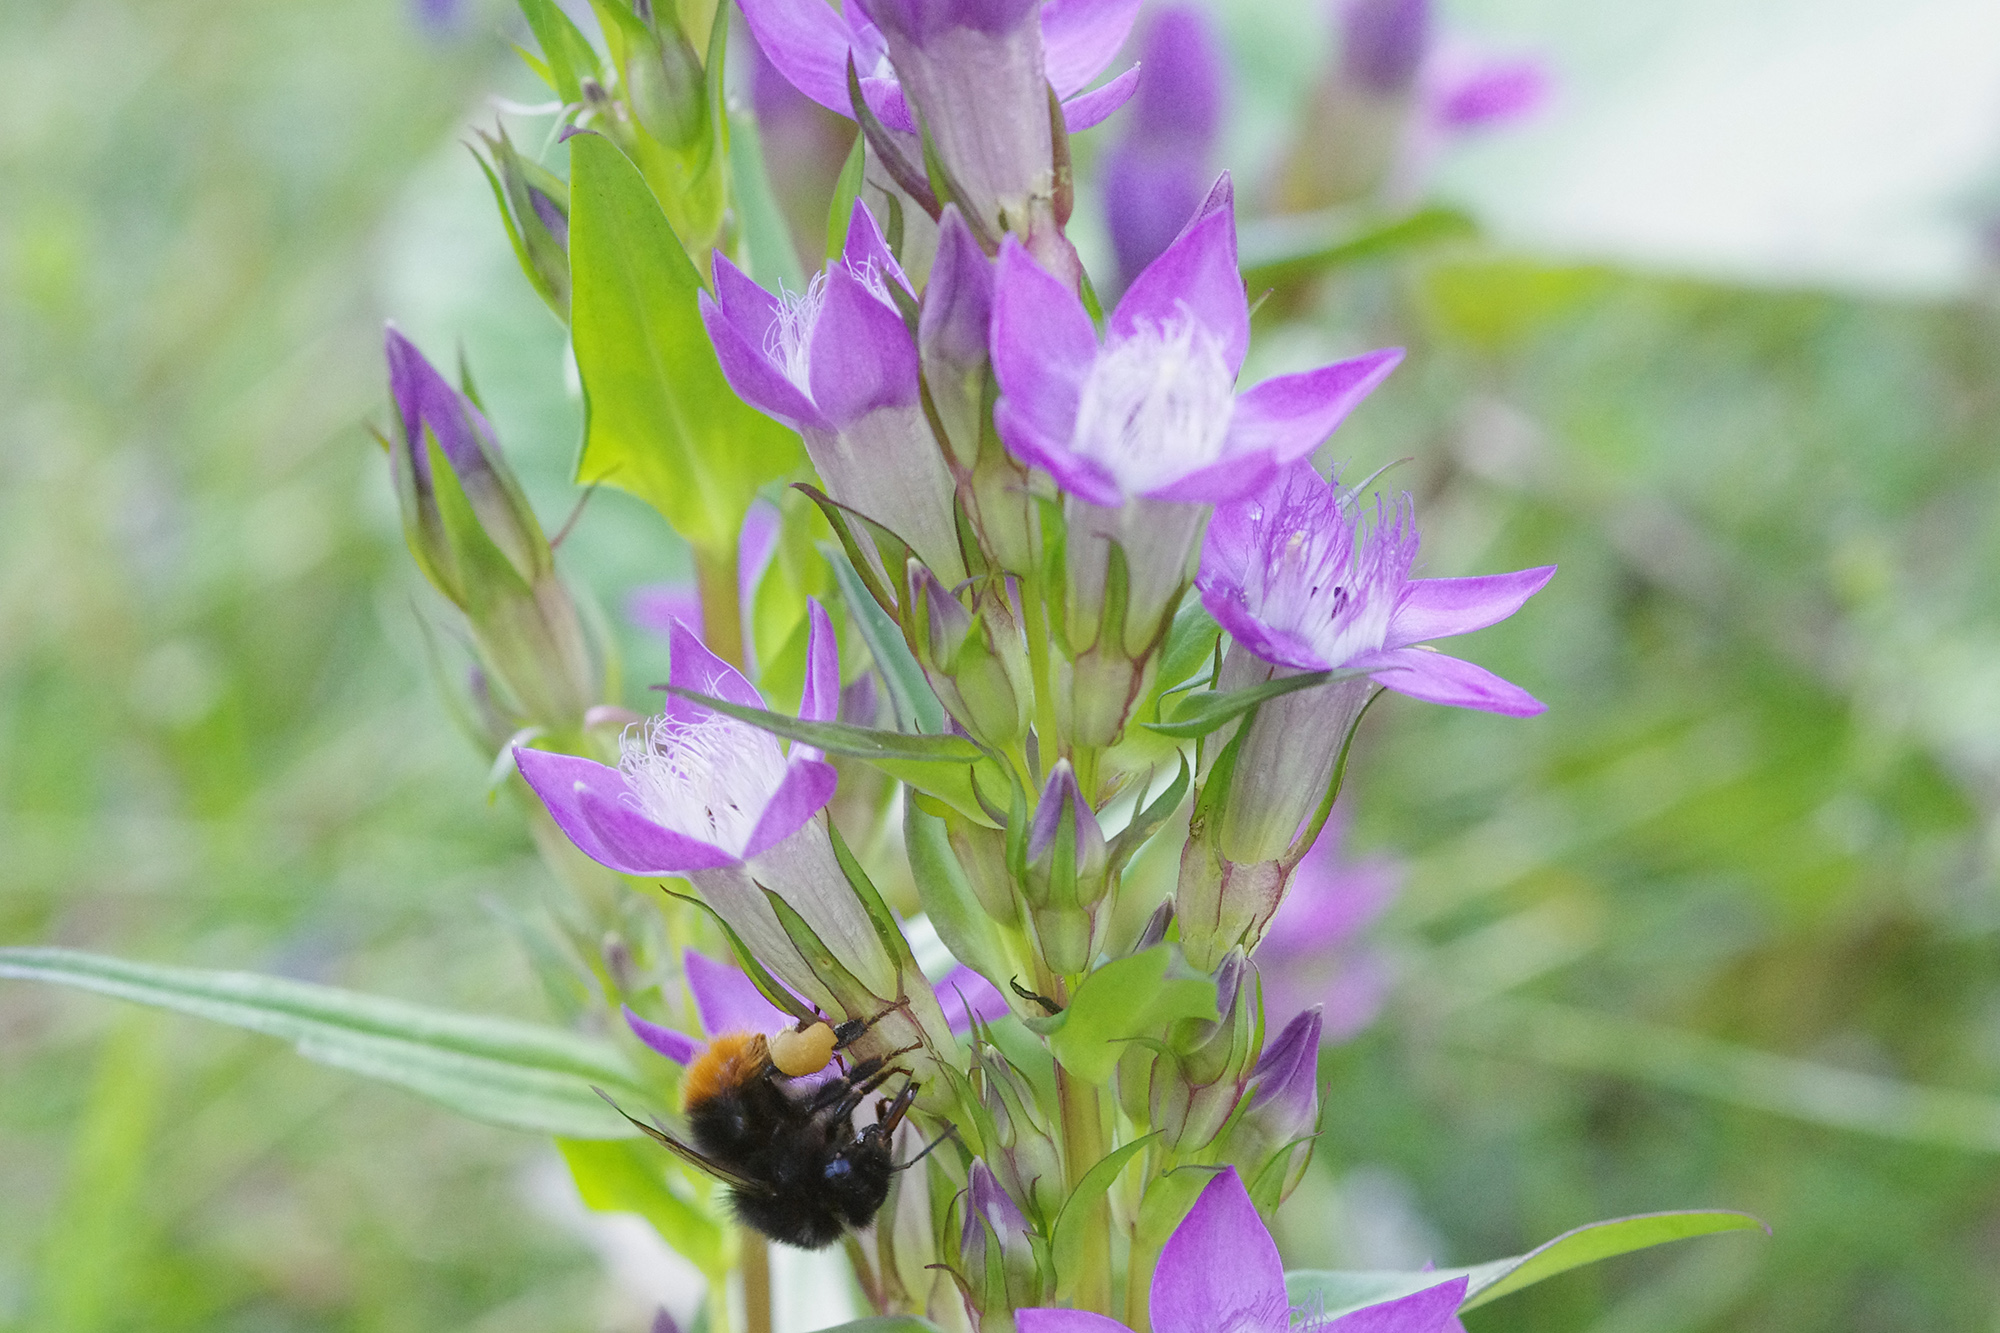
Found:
1157,949 -> 1259,1151
908,566 -> 1031,748
476,126 -> 570,319
1342,0 -> 1430,97
627,18 -> 708,151
919,206 -> 994,469
1225,1006 -> 1323,1206
1023,760 -> 1110,976
977,1045 -> 1063,1219
959,1161 -> 1045,1322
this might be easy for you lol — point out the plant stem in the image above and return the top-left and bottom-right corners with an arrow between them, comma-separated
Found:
1124,1229 -> 1160,1333
1021,568 -> 1061,779
696,538 -> 744,669
741,1229 -> 773,1333
1056,1061 -> 1112,1313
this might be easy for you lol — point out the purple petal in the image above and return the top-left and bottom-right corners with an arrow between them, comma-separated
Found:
1357,646 -> 1546,716
1124,7 -> 1227,141
990,237 -> 1099,480
1140,447 -> 1283,505
576,781 -> 741,874
684,948 -> 791,1038
699,287 -> 827,432
806,265 -> 921,427
668,619 -> 766,711
623,1005 -> 700,1065
384,325 -> 494,481
1042,0 -> 1142,95
995,398 -> 1123,506
1222,349 -> 1404,466
1150,1168 -> 1289,1333
738,0 -> 858,116
737,502 -> 784,671
1385,566 -> 1554,648
1432,55 -> 1550,129
628,582 -> 702,641
936,963 -> 1009,1033
1329,1278 -> 1470,1333
841,199 -> 912,295
1110,175 -> 1247,373
512,747 -> 632,869
740,757 -> 839,861
798,598 -> 841,724
711,253 -> 786,348
919,206 -> 994,373
1016,1313 -> 1132,1333
1059,62 -> 1142,129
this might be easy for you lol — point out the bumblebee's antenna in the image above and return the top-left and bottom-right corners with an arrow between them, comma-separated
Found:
894,1123 -> 961,1172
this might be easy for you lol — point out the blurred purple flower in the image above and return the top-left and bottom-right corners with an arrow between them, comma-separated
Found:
1425,47 -> 1550,130
1016,1168 -> 1468,1333
1100,5 -> 1231,295
627,500 -> 782,669
1341,0 -> 1429,98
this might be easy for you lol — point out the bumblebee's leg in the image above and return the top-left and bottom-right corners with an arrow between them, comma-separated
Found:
830,997 -> 916,1051
801,1045 -> 921,1113
872,1078 -> 920,1139
821,1064 -> 917,1127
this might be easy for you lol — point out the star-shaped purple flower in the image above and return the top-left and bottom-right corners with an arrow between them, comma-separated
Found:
1016,1168 -> 1467,1333
992,175 -> 1401,511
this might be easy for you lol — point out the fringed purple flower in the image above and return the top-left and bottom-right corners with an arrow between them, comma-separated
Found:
1016,1168 -> 1468,1333
992,174 -> 1401,662
699,201 -> 965,582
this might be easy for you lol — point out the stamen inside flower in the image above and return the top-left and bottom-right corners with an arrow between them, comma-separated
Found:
765,272 -> 828,393
1071,313 -> 1236,495
618,710 -> 789,855
1234,475 -> 1417,668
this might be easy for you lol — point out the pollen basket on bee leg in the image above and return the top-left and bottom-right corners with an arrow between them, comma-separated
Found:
768,1021 -> 840,1077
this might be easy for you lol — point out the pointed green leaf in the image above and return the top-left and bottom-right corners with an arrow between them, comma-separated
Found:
1238,206 -> 1478,287
0,947 -> 640,1138
1042,946 -> 1218,1083
1051,1133 -> 1159,1291
558,1137 -> 729,1272
568,133 -> 798,552
517,0 -> 600,103
1284,1210 -> 1767,1317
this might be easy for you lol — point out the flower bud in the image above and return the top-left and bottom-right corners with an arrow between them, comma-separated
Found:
947,813 -> 1024,927
1023,760 -> 1110,977
908,567 -> 1032,748
1224,1006 -> 1322,1206
626,16 -> 709,151
476,126 -> 570,319
976,1045 -> 1063,1220
920,206 -> 995,469
1156,950 -> 1259,1151
385,328 -> 594,729
959,1161 -> 1046,1324
1342,0 -> 1430,97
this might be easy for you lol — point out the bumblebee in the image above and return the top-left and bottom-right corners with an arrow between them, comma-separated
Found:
601,1016 -> 930,1250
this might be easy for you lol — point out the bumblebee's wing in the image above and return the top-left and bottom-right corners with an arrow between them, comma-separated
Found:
591,1087 -> 775,1198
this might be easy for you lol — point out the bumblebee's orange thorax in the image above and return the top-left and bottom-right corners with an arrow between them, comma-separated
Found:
682,1032 -> 770,1112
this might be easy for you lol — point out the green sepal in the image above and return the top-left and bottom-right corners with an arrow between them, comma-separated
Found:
657,886 -> 820,1027
1107,754 -> 1191,874
826,818 -> 922,978
1145,666 -> 1375,740
845,54 -> 937,216
759,887 -> 877,1013
904,802 -> 1015,996
826,133 -> 867,262
828,547 -> 944,735
516,0 -> 601,102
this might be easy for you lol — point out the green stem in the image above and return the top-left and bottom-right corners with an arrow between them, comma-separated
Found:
1056,1062 -> 1113,1314
1021,567 -> 1061,778
741,1229 -> 773,1333
696,539 -> 744,669
1124,1225 -> 1160,1333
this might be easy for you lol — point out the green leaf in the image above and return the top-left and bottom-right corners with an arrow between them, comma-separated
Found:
557,1137 -> 729,1273
1237,206 -> 1478,287
1143,667 -> 1373,740
0,947 -> 641,1139
1284,1210 -> 1767,1317
825,133 -> 866,262
1050,1133 -> 1158,1291
1042,946 -> 1218,1083
1154,599 -> 1222,694
825,546 -> 938,733
568,133 -> 798,553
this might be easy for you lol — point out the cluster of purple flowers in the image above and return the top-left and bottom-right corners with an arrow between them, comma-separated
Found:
382,0 -> 1558,1325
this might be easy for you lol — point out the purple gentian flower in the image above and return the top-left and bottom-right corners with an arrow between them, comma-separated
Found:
699,201 -> 966,583
1341,0 -> 1430,98
991,175 -> 1401,657
1196,461 -> 1552,867
514,602 -> 897,1010
1256,802 -> 1401,1043
738,0 -> 1140,139
1016,1168 -> 1467,1333
1100,5 -> 1230,297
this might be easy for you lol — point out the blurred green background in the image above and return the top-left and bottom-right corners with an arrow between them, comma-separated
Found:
4,0 -> 1999,1330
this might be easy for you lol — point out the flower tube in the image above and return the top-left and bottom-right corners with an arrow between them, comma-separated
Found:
1177,461 -> 1552,966
700,200 -> 966,583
